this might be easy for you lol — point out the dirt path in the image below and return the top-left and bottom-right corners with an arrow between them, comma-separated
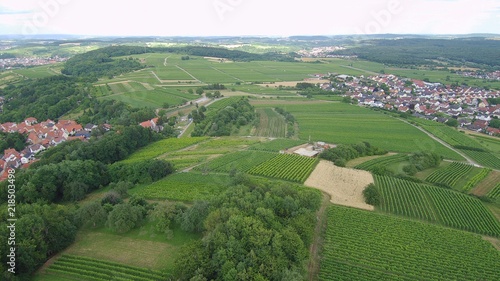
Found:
307,193 -> 330,281
398,118 -> 481,167
175,65 -> 203,83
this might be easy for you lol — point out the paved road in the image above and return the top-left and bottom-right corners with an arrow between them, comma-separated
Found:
399,118 -> 482,167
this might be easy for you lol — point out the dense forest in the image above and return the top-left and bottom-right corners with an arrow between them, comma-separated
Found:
174,177 -> 321,280
334,38 -> 500,69
0,76 -> 90,123
191,98 -> 256,137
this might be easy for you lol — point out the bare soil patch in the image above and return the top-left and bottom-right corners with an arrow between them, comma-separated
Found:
304,160 -> 374,211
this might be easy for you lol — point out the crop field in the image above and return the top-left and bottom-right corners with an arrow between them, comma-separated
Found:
425,162 -> 474,189
354,153 -> 408,170
122,137 -> 208,164
319,205 -> 500,281
194,150 -> 277,173
375,175 -> 500,236
0,71 -> 24,87
412,118 -> 484,148
45,255 -> 167,281
12,64 -> 61,78
247,153 -> 318,183
267,102 -> 463,159
97,81 -> 198,108
249,139 -> 305,152
460,149 -> 500,169
487,184 -> 500,199
411,118 -> 500,169
462,168 -> 492,192
131,172 -> 230,201
254,108 -> 286,138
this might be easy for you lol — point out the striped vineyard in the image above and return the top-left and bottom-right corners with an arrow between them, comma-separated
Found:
487,183 -> 500,199
247,153 -> 318,183
194,151 -> 277,173
375,175 -> 500,237
46,255 -> 168,281
462,168 -> 491,192
354,154 -> 408,171
425,162 -> 473,188
319,206 -> 500,281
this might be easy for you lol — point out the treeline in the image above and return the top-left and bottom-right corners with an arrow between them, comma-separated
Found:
174,177 -> 321,280
31,125 -> 161,167
0,76 -> 89,123
191,98 -> 255,137
61,46 -> 146,79
320,142 -> 387,166
0,126 -> 173,278
0,132 -> 26,151
0,204 -> 78,279
334,38 -> 500,69
77,99 -> 156,126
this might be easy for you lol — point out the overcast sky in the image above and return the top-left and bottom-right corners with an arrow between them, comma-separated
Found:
0,0 -> 499,37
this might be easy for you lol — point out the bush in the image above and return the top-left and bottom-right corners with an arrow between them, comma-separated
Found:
363,184 -> 380,206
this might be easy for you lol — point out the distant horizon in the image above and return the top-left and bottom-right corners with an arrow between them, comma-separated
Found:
1,33 -> 500,40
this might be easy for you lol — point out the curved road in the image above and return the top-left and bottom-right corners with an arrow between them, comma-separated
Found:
399,118 -> 481,167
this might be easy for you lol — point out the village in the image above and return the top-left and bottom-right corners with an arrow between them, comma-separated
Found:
321,74 -> 500,136
0,118 -> 112,180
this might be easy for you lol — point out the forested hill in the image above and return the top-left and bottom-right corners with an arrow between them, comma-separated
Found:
61,45 -> 295,79
334,38 -> 500,69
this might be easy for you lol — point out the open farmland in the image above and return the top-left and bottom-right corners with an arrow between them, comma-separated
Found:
44,255 -> 168,281
122,137 -> 208,164
375,175 -> 500,237
260,102 -> 464,159
319,205 -> 500,281
194,150 -> 277,173
254,108 -> 287,138
425,162 -> 474,189
354,153 -> 408,171
130,172 -> 230,201
247,153 -> 318,183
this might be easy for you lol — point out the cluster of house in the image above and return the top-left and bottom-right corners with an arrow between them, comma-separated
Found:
321,74 -> 500,136
0,118 -> 109,180
456,70 -> 500,81
0,56 -> 68,69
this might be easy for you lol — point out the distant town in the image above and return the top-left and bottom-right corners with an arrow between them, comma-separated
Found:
320,73 -> 500,135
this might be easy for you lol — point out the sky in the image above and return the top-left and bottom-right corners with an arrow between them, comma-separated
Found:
0,0 -> 499,37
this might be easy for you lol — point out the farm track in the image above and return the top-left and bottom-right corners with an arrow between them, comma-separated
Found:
308,193 -> 330,281
175,65 -> 203,83
399,118 -> 481,167
210,66 -> 245,82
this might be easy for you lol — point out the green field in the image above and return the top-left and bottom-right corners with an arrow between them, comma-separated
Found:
194,150 -> 277,173
97,81 -> 198,108
262,102 -> 464,159
247,153 -> 318,183
425,162 -> 474,189
411,118 -> 500,169
13,64 -> 61,78
375,175 -> 500,236
319,205 -> 500,281
354,153 -> 408,171
249,138 -> 306,152
130,172 -> 230,201
122,137 -> 208,164
44,255 -> 168,281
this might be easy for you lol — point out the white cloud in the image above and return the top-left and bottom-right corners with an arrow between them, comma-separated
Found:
0,0 -> 499,35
